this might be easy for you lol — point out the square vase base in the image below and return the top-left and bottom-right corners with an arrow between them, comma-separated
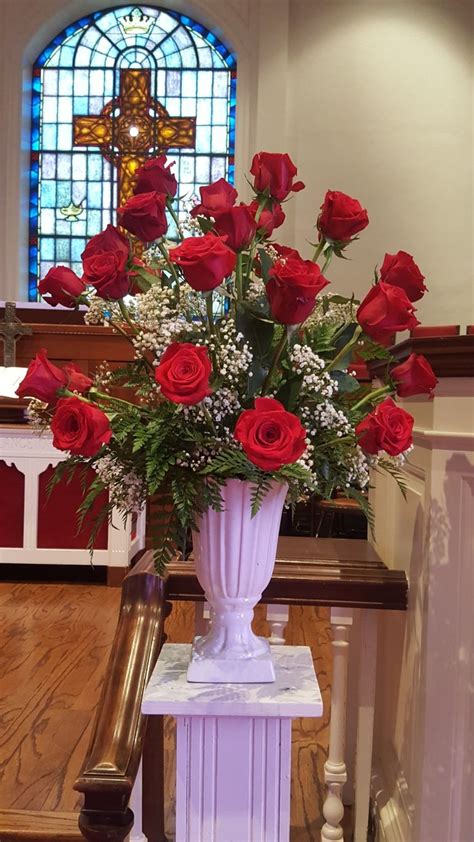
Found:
187,639 -> 276,684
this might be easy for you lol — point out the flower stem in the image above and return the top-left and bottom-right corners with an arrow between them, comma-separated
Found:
321,249 -> 333,275
235,252 -> 243,300
90,389 -> 138,410
118,299 -> 135,330
201,404 -> 217,434
262,329 -> 288,395
158,241 -> 181,303
351,386 -> 391,413
312,238 -> 326,263
326,325 -> 362,372
166,198 -> 184,241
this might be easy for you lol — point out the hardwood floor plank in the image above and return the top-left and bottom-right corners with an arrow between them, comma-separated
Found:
0,809 -> 81,841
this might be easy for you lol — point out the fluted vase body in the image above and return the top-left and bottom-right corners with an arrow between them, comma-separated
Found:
187,479 -> 287,683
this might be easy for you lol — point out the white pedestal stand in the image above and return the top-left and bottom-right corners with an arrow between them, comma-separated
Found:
142,643 -> 322,842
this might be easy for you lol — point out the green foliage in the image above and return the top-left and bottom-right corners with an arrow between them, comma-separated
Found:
375,458 -> 408,500
357,340 -> 391,361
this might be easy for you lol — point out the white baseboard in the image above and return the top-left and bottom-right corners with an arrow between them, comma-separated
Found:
371,759 -> 413,842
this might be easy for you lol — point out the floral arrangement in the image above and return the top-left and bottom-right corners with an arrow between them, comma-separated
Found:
19,152 -> 437,569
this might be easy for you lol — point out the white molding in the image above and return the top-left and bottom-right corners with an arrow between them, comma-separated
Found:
371,761 -> 413,842
412,427 -> 474,450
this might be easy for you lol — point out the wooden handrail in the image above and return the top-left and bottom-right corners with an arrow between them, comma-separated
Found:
74,553 -> 166,842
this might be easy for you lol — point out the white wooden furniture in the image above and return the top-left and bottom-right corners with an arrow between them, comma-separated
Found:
0,425 -> 145,569
142,642 -> 322,842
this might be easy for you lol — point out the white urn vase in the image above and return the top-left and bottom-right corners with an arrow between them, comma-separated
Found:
187,478 -> 287,683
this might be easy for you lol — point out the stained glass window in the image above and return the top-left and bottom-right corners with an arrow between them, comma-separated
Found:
29,5 -> 236,300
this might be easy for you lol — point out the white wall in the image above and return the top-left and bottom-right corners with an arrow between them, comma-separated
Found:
0,0 -> 472,323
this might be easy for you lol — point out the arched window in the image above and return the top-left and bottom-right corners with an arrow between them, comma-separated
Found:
29,5 -> 236,300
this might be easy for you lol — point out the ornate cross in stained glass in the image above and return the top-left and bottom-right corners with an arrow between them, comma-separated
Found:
29,5 -> 236,300
73,69 -> 196,207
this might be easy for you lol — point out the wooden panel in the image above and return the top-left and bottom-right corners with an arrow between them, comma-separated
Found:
369,334 -> 474,378
0,810 -> 81,841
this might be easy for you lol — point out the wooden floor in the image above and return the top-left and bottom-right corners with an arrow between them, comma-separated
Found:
0,582 -> 333,841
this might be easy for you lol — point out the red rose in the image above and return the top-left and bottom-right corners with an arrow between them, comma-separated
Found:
250,152 -> 305,202
16,349 -> 66,404
170,233 -> 236,292
249,200 -> 285,237
134,155 -> 177,197
213,206 -> 257,251
379,251 -> 427,302
357,282 -> 419,343
51,396 -> 112,457
391,353 -> 437,398
39,266 -> 85,308
117,191 -> 168,242
318,190 -> 369,244
234,397 -> 307,471
64,364 -> 93,394
82,225 -> 131,299
271,244 -> 301,261
267,257 -> 329,325
190,178 -> 237,219
356,397 -> 414,456
155,343 -> 212,405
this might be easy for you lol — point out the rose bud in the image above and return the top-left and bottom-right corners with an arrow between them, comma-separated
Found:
318,190 -> 369,244
391,353 -> 438,398
213,205 -> 257,251
234,397 -> 307,471
267,257 -> 329,325
39,266 -> 85,308
248,200 -> 286,237
250,152 -> 304,202
379,251 -> 427,302
51,396 -> 112,457
134,155 -> 177,197
16,348 -> 67,404
155,343 -> 212,405
356,397 -> 414,456
117,191 -> 168,243
190,178 -> 238,219
170,233 -> 236,292
82,225 -> 131,300
357,281 -> 419,343
63,363 -> 93,395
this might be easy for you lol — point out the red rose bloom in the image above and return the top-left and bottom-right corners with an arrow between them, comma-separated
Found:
51,396 -> 112,457
64,364 -> 93,394
190,178 -> 237,219
82,225 -> 131,299
357,282 -> 419,343
267,257 -> 329,325
155,343 -> 212,405
117,191 -> 168,242
249,200 -> 285,237
134,155 -> 177,197
356,397 -> 414,456
379,251 -> 427,302
234,397 -> 307,471
213,205 -> 257,251
391,353 -> 438,398
170,233 -> 236,292
318,190 -> 369,244
39,266 -> 85,308
16,349 -> 67,404
250,152 -> 305,202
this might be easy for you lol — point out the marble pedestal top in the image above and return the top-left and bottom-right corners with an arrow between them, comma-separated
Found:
142,643 -> 323,718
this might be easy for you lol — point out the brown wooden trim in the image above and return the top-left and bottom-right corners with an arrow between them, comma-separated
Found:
368,335 -> 474,379
74,553 -> 166,841
165,537 -> 408,611
106,565 -> 130,587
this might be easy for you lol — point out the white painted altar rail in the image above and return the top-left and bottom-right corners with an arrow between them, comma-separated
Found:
142,643 -> 323,842
0,425 -> 145,567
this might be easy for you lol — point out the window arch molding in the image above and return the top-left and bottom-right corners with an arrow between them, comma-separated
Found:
27,0 -> 246,297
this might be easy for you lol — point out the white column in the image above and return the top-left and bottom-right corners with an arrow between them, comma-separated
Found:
353,610 -> 378,842
321,607 -> 353,842
267,604 -> 290,644
127,760 -> 147,842
142,643 -> 323,842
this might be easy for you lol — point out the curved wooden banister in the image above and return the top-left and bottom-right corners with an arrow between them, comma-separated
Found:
74,553 -> 166,842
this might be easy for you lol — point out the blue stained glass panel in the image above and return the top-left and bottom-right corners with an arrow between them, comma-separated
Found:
29,4 -> 236,300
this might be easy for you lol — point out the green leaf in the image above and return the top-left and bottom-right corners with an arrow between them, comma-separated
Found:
275,374 -> 303,411
330,371 -> 361,393
247,357 -> 268,398
256,247 -> 274,283
236,305 -> 274,364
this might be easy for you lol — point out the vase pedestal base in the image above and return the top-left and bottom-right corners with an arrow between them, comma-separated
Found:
187,634 -> 276,683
